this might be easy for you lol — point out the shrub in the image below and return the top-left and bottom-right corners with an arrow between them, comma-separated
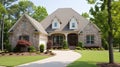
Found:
28,46 -> 36,52
17,40 -> 31,46
77,41 -> 83,47
4,41 -> 12,52
13,47 -> 20,52
62,40 -> 68,49
102,39 -> 108,50
76,47 -> 82,50
40,44 -> 44,53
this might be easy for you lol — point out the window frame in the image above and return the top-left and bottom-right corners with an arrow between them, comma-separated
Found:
69,18 -> 78,29
52,20 -> 60,29
86,35 -> 94,44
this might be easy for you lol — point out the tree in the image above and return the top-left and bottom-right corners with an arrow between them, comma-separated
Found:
32,6 -> 48,22
81,12 -> 89,19
107,0 -> 114,63
86,0 -> 119,63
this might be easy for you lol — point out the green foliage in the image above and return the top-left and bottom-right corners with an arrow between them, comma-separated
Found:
4,41 -> 12,52
40,44 -> 44,53
28,46 -> 36,52
13,47 -> 20,52
77,41 -> 83,47
62,40 -> 68,49
81,12 -> 89,19
86,0 -> 96,4
75,47 -> 83,50
32,6 -> 48,22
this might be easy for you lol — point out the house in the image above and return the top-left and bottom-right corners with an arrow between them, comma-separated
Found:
8,8 -> 101,50
8,14 -> 48,50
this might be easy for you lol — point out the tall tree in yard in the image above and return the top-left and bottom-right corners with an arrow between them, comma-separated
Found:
107,0 -> 114,63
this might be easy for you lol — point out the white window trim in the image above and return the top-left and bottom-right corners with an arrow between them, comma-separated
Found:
69,18 -> 78,29
52,18 -> 60,29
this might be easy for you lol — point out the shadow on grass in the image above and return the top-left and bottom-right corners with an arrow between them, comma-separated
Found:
67,61 -> 97,67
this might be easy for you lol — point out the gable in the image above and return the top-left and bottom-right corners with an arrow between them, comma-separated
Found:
40,8 -> 89,32
82,22 -> 100,33
8,14 -> 47,35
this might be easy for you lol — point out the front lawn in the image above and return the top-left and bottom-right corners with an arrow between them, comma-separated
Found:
67,50 -> 120,67
0,55 -> 48,67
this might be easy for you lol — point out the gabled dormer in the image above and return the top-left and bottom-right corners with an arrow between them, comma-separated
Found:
52,18 -> 60,29
69,17 -> 78,29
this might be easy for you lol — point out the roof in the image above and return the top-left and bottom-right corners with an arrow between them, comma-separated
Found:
40,8 -> 90,32
8,14 -> 48,35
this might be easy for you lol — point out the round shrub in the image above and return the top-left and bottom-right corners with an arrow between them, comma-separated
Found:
62,40 -> 68,49
28,46 -> 36,52
40,44 -> 44,53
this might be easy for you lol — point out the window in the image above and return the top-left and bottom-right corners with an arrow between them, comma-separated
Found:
19,35 -> 29,41
54,22 -> 57,27
53,35 -> 64,46
22,22 -> 26,29
86,35 -> 94,44
52,18 -> 60,29
72,23 -> 75,28
69,18 -> 77,29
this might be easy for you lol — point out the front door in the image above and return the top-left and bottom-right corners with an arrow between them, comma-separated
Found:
68,33 -> 78,46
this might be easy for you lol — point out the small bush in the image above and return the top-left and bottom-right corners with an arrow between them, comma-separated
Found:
62,40 -> 68,49
4,41 -> 12,52
40,44 -> 44,53
13,47 -> 20,52
76,47 -> 83,50
28,46 -> 36,52
77,41 -> 83,47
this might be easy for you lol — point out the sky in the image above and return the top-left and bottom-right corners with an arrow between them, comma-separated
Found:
28,0 -> 94,15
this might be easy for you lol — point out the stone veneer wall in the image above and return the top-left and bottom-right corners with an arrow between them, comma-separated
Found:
79,23 -> 101,47
9,16 -> 40,49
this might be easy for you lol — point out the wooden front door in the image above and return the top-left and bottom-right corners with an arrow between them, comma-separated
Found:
68,33 -> 78,46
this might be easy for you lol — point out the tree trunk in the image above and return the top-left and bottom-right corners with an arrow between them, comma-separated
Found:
119,44 -> 120,52
0,20 -> 1,50
107,0 -> 114,63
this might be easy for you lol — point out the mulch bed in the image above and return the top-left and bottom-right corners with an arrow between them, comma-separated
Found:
97,63 -> 120,67
0,51 -> 55,56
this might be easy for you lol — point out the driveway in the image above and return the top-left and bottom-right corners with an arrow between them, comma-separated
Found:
17,50 -> 81,67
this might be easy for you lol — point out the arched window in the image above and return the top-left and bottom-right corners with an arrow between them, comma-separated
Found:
69,18 -> 78,29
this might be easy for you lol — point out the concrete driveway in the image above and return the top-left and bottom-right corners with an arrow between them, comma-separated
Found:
17,50 -> 81,67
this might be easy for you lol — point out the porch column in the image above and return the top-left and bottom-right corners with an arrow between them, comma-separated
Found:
65,33 -> 68,41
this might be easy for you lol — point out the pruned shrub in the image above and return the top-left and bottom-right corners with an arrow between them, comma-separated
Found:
17,40 -> 31,46
40,44 -> 44,53
28,46 -> 36,52
62,40 -> 68,49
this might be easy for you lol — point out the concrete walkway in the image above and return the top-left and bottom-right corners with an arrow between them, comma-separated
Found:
17,50 -> 81,67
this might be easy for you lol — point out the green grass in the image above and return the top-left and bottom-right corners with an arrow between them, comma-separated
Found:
67,50 -> 120,67
0,55 -> 48,67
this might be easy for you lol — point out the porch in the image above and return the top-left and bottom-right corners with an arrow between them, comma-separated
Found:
48,33 -> 78,49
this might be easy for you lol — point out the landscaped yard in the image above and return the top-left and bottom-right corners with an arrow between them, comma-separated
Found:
0,55 -> 49,67
67,50 -> 120,67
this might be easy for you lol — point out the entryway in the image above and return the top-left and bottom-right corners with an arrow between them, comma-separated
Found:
68,33 -> 78,46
